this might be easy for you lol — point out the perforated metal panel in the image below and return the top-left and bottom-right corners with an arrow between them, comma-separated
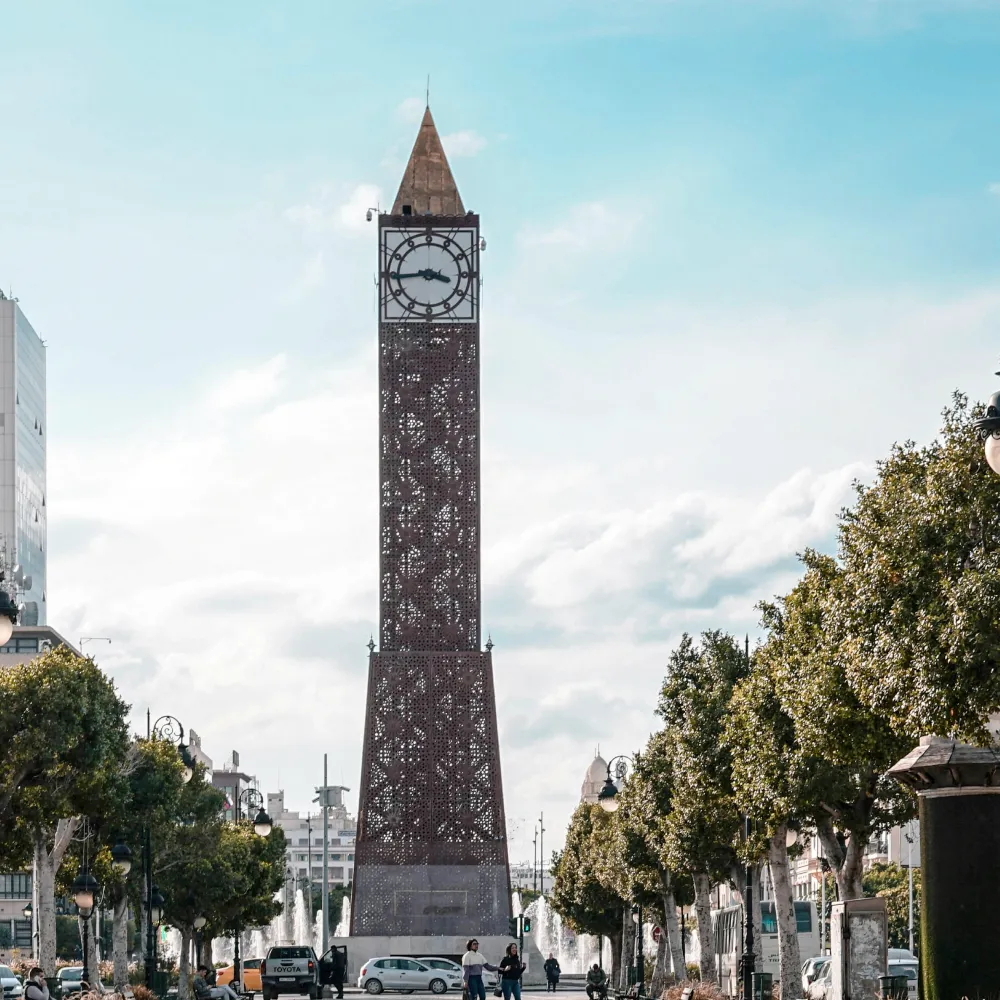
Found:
352,211 -> 510,937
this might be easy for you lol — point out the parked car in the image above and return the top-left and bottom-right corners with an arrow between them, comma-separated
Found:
0,966 -> 24,999
358,957 -> 462,995
801,956 -> 830,994
56,969 -> 104,995
216,960 -> 263,993
261,947 -> 319,1000
418,958 -> 498,990
806,961 -> 832,1000
887,959 -> 918,1000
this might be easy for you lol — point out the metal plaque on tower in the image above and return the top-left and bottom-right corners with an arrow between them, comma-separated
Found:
351,106 -> 512,937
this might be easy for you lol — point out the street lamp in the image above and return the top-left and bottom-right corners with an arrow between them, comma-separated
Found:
72,869 -> 99,986
22,902 -> 31,920
111,837 -> 132,875
974,376 -> 1000,475
0,587 -> 19,646
597,755 -> 634,813
144,714 -> 193,989
232,787 -> 273,993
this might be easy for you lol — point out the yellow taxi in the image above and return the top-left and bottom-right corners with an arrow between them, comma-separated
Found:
215,960 -> 263,993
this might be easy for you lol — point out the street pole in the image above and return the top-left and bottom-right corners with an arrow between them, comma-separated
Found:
636,904 -> 644,995
680,908 -> 686,971
306,812 -> 313,936
742,816 -> 754,1000
144,825 -> 154,989
907,824 -> 914,954
234,791 -> 242,994
538,812 -> 545,895
533,828 -> 538,894
322,754 -> 329,955
820,866 -> 826,954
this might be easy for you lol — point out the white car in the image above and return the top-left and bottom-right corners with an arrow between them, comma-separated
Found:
888,960 -> 918,999
418,958 -> 499,990
801,957 -> 829,994
358,957 -> 463,995
0,966 -> 23,999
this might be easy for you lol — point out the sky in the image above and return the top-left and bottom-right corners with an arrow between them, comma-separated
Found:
2,0 -> 1000,867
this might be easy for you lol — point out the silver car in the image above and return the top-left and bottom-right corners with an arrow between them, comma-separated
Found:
357,957 -> 462,995
418,958 -> 499,990
0,966 -> 24,999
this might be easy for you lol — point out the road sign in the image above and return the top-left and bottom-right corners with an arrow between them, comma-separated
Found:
652,925 -> 662,943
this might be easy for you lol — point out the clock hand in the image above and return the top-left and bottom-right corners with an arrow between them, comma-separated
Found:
426,270 -> 452,283
390,271 -> 424,280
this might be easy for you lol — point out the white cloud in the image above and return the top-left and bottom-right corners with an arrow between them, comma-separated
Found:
287,250 -> 325,299
989,182 -> 1000,198
442,130 -> 487,158
207,354 -> 287,410
338,183 -> 382,232
283,182 -> 382,235
395,97 -> 425,124
519,201 -> 640,255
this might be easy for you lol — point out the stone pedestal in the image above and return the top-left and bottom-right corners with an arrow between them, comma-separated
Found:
889,735 -> 1000,1000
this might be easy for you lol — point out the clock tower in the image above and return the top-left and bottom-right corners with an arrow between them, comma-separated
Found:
351,106 -> 511,937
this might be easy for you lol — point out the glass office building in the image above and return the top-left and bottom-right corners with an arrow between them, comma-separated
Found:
0,293 -> 45,625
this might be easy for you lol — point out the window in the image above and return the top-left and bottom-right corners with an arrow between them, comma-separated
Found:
0,638 -> 39,654
794,902 -> 812,933
401,961 -> 426,971
13,922 -> 29,949
298,839 -> 308,847
0,873 -> 32,899
760,902 -> 777,935
268,947 -> 312,959
372,961 -> 387,970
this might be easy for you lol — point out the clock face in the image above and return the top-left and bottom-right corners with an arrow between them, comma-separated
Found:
380,226 -> 478,323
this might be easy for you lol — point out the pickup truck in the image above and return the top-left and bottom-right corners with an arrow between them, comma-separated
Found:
260,946 -> 320,1000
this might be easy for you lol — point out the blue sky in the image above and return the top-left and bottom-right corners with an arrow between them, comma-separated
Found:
3,0 -> 1000,863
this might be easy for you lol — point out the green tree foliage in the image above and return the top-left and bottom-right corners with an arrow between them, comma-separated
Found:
836,394 -> 1000,742
550,803 -> 625,968
0,648 -> 130,867
863,862 -> 921,951
657,632 -> 748,884
757,554 -> 913,898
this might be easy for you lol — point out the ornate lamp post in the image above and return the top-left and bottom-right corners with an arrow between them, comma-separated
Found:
72,869 -> 99,986
232,787 -> 273,993
596,756 -> 643,993
145,715 -> 193,989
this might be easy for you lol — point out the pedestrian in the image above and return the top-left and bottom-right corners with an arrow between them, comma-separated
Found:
462,939 -> 498,1000
330,947 -> 346,999
543,954 -> 561,993
586,964 -> 608,1000
24,969 -> 48,1000
498,943 -> 526,1000
194,965 -> 240,1000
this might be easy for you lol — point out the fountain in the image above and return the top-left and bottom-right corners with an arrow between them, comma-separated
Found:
523,895 -> 606,974
333,896 -> 351,938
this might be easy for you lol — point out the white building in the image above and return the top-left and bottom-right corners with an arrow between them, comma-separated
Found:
0,293 -> 46,625
268,789 -> 356,887
581,753 -> 610,804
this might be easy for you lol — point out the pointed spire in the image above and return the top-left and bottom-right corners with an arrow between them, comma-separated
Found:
391,106 -> 465,216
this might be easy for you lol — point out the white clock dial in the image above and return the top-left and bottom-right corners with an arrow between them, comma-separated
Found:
380,227 -> 478,322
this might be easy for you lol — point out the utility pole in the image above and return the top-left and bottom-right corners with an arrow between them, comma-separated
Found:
306,812 -> 313,935
538,812 -> 545,895
906,822 -> 915,954
532,828 -> 538,894
323,755 -> 330,955
742,815 -> 754,1000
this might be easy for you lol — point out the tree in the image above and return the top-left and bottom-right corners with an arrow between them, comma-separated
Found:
762,552 -> 914,900
725,659 -> 807,1000
1,648 -> 131,973
837,394 -> 1000,743
658,631 -> 758,982
863,862 -> 921,951
610,733 -> 685,988
550,804 -> 625,982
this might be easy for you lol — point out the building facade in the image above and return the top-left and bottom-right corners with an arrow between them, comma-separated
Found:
268,790 -> 357,888
0,294 -> 45,625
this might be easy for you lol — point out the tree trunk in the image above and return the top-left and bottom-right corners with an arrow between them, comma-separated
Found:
609,929 -> 622,986
178,928 -> 192,1000
692,872 -> 715,984
661,883 -> 685,982
112,892 -> 129,989
34,818 -> 80,974
817,818 -> 864,900
619,908 -> 636,989
768,826 -> 802,1000
650,925 -> 668,996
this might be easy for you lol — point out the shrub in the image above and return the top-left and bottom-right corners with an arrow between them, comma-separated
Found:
663,983 -> 728,1000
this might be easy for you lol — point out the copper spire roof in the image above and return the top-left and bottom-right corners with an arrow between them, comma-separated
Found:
391,106 -> 465,216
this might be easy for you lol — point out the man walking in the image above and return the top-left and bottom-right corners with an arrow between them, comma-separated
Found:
543,954 -> 560,992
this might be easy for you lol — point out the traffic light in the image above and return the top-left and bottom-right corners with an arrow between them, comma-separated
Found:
508,917 -> 518,936
522,916 -> 532,934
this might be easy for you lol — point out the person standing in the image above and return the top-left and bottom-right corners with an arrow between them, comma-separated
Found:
462,939 -> 498,1000
498,943 -> 526,1000
24,969 -> 49,1000
543,954 -> 561,993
